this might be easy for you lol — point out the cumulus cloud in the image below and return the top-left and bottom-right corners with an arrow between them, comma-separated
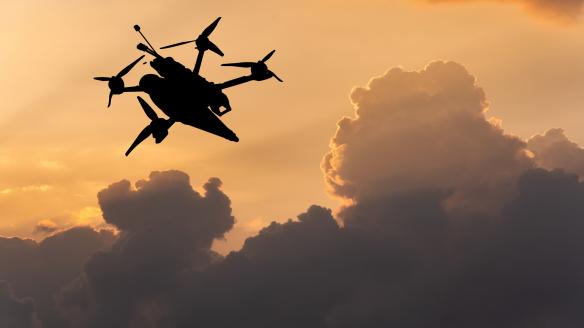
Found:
325,168 -> 584,327
322,61 -> 533,216
164,171 -> 584,328
528,128 -> 584,177
0,227 -> 114,328
424,0 -> 584,22
4,62 -> 584,327
160,62 -> 584,327
59,171 -> 235,327
316,62 -> 584,326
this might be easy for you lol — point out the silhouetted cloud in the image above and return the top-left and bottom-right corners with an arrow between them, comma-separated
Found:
164,171 -> 584,327
0,227 -> 114,328
59,171 -> 235,327
528,128 -> 584,177
424,0 -> 584,22
4,62 -> 584,327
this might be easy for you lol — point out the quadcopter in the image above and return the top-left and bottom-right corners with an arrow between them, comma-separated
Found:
93,17 -> 282,156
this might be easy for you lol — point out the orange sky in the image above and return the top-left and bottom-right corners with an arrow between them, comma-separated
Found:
2,0 -> 584,252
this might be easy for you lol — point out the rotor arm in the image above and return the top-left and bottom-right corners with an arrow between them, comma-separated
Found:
218,75 -> 255,89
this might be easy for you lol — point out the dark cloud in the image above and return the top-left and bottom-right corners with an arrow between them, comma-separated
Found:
424,0 -> 584,22
0,227 -> 114,328
323,168 -> 584,327
528,128 -> 584,177
313,62 -> 584,325
165,169 -> 584,327
4,62 -> 584,327
0,281 -> 40,328
59,171 -> 235,327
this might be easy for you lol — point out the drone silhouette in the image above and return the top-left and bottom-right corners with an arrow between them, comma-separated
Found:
93,17 -> 282,156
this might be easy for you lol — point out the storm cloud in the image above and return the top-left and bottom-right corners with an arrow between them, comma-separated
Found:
3,62 -> 584,327
424,0 -> 584,22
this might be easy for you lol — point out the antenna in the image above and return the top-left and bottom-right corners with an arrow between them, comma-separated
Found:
137,43 -> 162,58
134,25 -> 157,54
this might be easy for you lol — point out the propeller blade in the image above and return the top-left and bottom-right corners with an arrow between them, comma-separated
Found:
107,91 -> 113,108
116,55 -> 145,78
207,41 -> 224,57
160,39 -> 196,49
261,50 -> 275,63
221,62 -> 255,68
125,125 -> 153,156
137,96 -> 158,121
270,71 -> 283,82
201,17 -> 221,38
94,77 -> 111,81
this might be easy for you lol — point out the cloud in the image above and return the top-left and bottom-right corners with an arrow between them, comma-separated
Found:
0,185 -> 52,196
160,62 -> 584,327
165,170 -> 584,327
324,63 -> 584,326
33,219 -> 59,235
0,281 -> 40,328
423,0 -> 584,22
324,168 -> 584,327
58,171 -> 235,327
322,61 -> 533,216
0,227 -> 115,328
4,62 -> 584,327
528,128 -> 584,177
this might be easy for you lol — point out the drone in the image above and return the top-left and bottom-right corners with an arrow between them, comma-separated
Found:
93,17 -> 282,156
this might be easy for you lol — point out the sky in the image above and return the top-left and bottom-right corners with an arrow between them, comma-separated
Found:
3,1 -> 584,327
2,0 -> 584,250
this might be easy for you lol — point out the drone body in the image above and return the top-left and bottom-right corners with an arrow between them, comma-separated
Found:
93,17 -> 282,156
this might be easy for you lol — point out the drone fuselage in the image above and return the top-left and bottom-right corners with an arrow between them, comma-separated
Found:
138,57 -> 226,122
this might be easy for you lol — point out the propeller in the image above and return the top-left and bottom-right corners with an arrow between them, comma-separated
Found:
220,62 -> 255,68
125,97 -> 174,156
93,55 -> 145,107
125,124 -> 154,157
222,50 -> 283,82
137,96 -> 158,121
160,17 -> 224,56
262,49 -> 275,62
